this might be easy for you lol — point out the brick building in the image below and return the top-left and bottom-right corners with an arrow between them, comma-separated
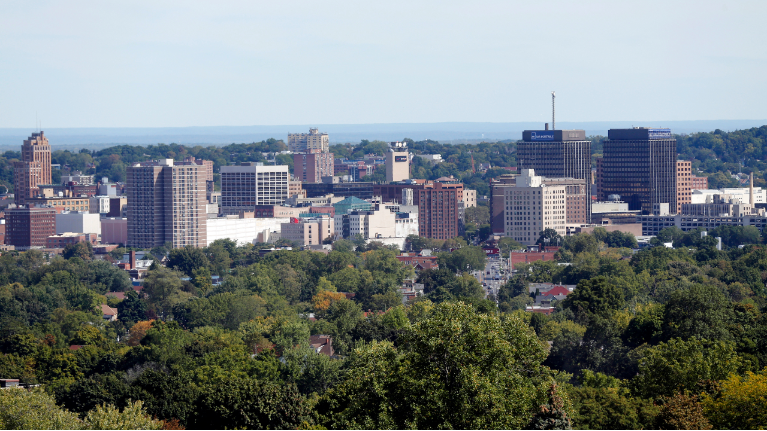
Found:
676,160 -> 692,214
293,152 -> 334,183
5,206 -> 56,249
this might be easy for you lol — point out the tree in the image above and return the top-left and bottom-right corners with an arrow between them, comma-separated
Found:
167,246 -> 210,277
127,320 -> 154,346
570,386 -> 658,430
193,377 -> 310,430
660,284 -> 734,342
437,246 -> 486,273
630,338 -> 744,399
653,392 -> 711,430
318,301 -> 563,429
62,241 -> 94,260
464,205 -> 490,225
562,276 -> 624,323
537,228 -> 563,250
700,368 -> 767,430
0,388 -> 82,430
142,267 -> 187,317
84,400 -> 163,430
117,290 -> 147,326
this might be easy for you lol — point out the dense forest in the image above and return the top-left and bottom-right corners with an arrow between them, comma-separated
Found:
2,227 -> 767,429
1,126 -> 764,197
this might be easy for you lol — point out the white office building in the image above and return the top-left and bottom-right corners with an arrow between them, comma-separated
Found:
504,169 -> 567,245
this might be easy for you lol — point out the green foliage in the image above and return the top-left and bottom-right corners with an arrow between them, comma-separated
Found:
701,368 -> 767,430
193,377 -> 310,430
437,245 -> 487,273
84,400 -> 163,430
562,276 -> 624,323
0,387 -> 83,430
167,246 -> 210,277
318,301 -> 562,429
630,338 -> 745,399
570,386 -> 658,430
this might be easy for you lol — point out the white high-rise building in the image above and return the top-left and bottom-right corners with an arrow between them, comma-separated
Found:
220,163 -> 289,215
504,169 -> 567,245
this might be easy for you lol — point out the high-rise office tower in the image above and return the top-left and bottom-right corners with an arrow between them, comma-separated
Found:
293,152 -> 334,183
288,128 -> 329,153
600,128 -> 677,214
13,131 -> 52,205
126,159 -> 207,248
220,163 -> 289,215
386,141 -> 410,183
518,128 -> 591,221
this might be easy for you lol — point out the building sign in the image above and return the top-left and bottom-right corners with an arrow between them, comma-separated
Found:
530,131 -> 555,141
395,155 -> 408,162
483,247 -> 500,255
648,129 -> 672,139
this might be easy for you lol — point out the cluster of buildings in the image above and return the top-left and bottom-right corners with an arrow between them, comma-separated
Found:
2,130 -> 476,255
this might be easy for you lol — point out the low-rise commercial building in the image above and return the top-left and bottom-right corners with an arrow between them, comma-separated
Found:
281,216 -> 334,246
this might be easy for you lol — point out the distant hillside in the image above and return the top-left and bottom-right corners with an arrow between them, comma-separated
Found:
0,120 -> 764,148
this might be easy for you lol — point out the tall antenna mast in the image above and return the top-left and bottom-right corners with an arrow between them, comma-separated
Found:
551,91 -> 556,130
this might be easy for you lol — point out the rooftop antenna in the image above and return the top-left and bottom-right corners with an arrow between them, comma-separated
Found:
551,91 -> 556,130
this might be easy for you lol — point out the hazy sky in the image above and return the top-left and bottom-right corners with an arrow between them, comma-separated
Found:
1,1 -> 765,128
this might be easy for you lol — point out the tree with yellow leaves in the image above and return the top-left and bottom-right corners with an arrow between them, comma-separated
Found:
701,368 -> 767,430
126,320 -> 154,347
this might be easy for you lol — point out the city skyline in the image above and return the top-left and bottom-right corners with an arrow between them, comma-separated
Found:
2,1 -> 766,128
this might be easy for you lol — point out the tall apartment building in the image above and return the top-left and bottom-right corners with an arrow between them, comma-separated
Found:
5,206 -> 56,249
126,159 -> 207,249
518,128 -> 591,221
491,173 -> 586,233
417,181 -> 460,239
183,157 -> 214,182
386,141 -> 410,183
293,152 -> 334,183
288,128 -> 329,153
220,163 -> 289,215
676,160 -> 692,213
504,169 -> 567,246
599,128 -> 677,214
13,131 -> 52,205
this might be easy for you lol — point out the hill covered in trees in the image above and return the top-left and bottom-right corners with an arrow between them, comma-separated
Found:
1,230 -> 767,428
1,126 -> 763,196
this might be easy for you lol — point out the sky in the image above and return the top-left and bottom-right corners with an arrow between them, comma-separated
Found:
1,0 -> 766,128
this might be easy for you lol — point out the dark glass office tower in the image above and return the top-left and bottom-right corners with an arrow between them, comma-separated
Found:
518,128 -> 592,222
600,128 -> 677,214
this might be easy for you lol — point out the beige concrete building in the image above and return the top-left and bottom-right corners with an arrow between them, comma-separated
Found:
504,169 -> 567,245
334,208 -> 396,240
281,216 -> 334,246
126,159 -> 207,248
386,141 -> 410,183
462,189 -> 477,208
288,128 -> 329,153
220,163 -> 289,215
